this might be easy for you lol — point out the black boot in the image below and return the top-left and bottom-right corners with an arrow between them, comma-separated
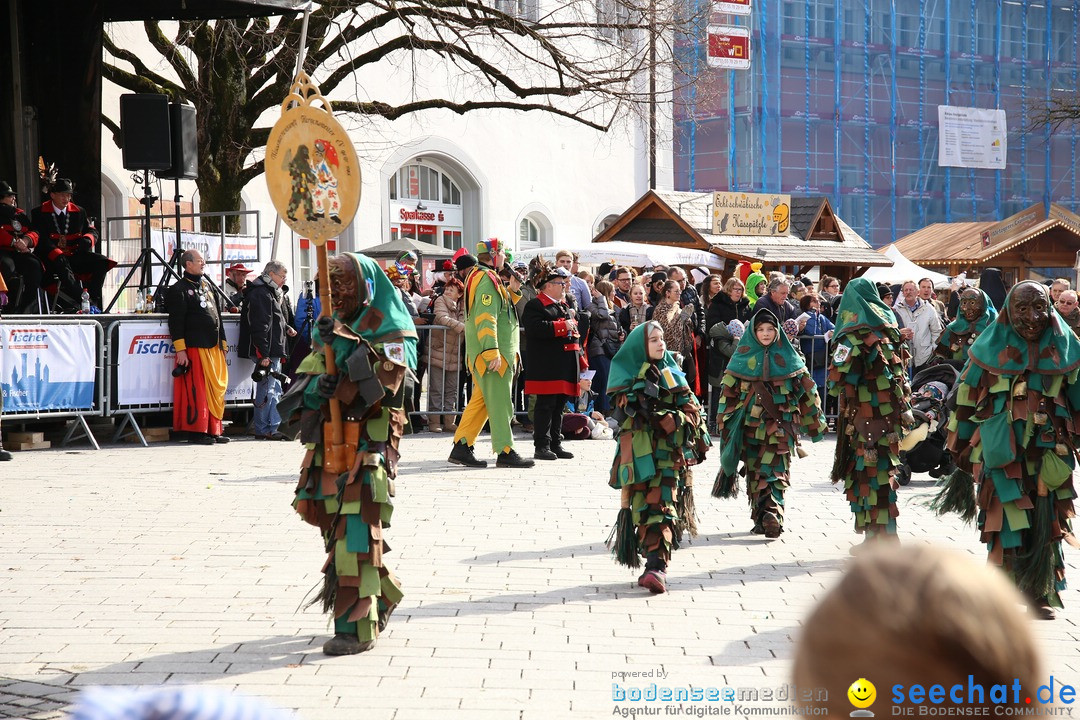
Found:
322,633 -> 376,655
534,446 -> 557,461
496,448 -> 535,468
448,442 -> 487,468
551,445 -> 574,459
0,441 -> 11,461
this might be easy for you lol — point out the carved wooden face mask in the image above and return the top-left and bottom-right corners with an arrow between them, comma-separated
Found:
960,288 -> 985,323
328,255 -> 361,322
1008,281 -> 1050,342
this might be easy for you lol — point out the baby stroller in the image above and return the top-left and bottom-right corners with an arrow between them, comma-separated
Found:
896,360 -> 962,486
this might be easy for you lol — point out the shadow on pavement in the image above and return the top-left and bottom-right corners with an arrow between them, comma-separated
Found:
405,557 -> 842,620
0,635 -> 322,719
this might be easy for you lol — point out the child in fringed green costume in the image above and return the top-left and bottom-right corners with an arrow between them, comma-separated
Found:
828,277 -> 913,543
606,320 -> 711,594
282,252 -> 418,655
938,281 -> 1079,620
934,287 -> 997,363
712,309 -> 827,537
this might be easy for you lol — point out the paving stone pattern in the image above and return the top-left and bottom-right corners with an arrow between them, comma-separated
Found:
1,431 -> 1077,719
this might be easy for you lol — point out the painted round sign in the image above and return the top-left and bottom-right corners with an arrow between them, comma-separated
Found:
265,73 -> 361,246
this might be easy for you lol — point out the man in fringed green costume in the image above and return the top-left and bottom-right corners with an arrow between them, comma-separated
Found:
828,277 -> 913,544
286,252 -> 417,655
934,287 -> 997,363
712,309 -> 827,537
605,320 -> 711,594
939,281 -> 1079,620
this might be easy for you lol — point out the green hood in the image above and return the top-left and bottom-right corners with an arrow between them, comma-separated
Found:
968,281 -> 1080,376
833,276 -> 899,341
944,288 -> 998,336
331,252 -> 419,368
607,320 -> 688,397
725,308 -> 806,381
745,272 -> 768,307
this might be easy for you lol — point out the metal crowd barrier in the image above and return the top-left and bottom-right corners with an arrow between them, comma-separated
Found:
102,315 -> 256,446
0,318 -> 106,449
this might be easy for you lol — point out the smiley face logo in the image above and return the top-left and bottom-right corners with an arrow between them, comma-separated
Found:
847,678 -> 876,714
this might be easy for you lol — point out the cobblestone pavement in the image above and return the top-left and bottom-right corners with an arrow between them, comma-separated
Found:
1,429 -> 1077,719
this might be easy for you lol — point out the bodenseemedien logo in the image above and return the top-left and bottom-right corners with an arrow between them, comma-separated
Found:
848,678 -> 877,717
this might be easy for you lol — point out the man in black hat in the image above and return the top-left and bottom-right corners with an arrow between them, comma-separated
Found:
30,178 -> 116,311
0,181 -> 43,313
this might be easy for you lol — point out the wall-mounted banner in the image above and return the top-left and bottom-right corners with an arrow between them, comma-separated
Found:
714,0 -> 751,14
0,323 -> 96,412
707,26 -> 751,69
115,320 -> 255,407
937,105 -> 1007,170
712,192 -> 791,236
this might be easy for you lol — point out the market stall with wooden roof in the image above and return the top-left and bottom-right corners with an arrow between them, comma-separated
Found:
892,203 -> 1080,287
592,190 -> 891,280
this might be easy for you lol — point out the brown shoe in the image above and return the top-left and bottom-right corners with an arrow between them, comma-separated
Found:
762,513 -> 782,539
1032,597 -> 1056,621
322,633 -> 376,655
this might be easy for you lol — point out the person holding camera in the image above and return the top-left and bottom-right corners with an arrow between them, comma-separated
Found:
238,260 -> 290,440
166,249 -> 229,445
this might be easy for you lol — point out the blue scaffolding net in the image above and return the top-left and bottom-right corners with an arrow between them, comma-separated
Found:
676,0 -> 1080,248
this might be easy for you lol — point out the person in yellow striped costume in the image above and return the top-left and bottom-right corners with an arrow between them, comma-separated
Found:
448,238 -> 535,469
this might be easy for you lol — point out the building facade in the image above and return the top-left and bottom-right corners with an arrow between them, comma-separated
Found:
99,14 -> 670,287
675,0 -> 1080,248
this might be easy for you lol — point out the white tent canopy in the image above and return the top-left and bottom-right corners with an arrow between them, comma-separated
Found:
514,241 -> 725,270
859,244 -> 950,286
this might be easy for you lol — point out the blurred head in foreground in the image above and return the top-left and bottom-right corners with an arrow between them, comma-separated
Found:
793,545 -> 1042,714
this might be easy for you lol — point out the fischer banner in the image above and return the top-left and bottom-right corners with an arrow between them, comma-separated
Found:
115,319 -> 256,407
0,323 -> 97,412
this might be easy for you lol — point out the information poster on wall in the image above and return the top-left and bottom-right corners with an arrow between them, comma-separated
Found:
116,319 -> 256,407
714,0 -> 751,14
937,105 -> 1008,170
707,26 -> 751,69
0,323 -> 96,413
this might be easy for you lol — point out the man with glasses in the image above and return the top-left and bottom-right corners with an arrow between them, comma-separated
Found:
1056,289 -> 1080,338
522,265 -> 580,461
239,260 -> 290,440
613,267 -> 633,309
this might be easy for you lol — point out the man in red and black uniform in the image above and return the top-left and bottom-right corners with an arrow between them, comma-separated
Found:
0,181 -> 43,313
30,178 -> 115,311
166,249 -> 230,445
522,264 -> 582,461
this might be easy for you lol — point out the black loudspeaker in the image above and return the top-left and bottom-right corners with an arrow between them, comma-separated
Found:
120,94 -> 172,171
159,104 -> 198,180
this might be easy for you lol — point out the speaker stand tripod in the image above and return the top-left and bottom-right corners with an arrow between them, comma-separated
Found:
105,170 -> 181,313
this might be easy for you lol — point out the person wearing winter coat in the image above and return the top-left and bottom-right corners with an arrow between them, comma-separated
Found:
428,277 -> 466,433
587,280 -> 622,413
892,279 -> 944,376
798,294 -> 834,402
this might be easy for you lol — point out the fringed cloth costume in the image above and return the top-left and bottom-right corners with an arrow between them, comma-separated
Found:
942,282 -> 1079,611
713,309 -> 827,536
934,288 -> 997,363
828,277 -> 913,541
605,321 -> 711,573
285,252 -> 418,647
166,272 -> 228,437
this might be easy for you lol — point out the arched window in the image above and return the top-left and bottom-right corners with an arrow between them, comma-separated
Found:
517,211 -> 552,249
388,160 -> 465,248
519,217 -> 540,246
